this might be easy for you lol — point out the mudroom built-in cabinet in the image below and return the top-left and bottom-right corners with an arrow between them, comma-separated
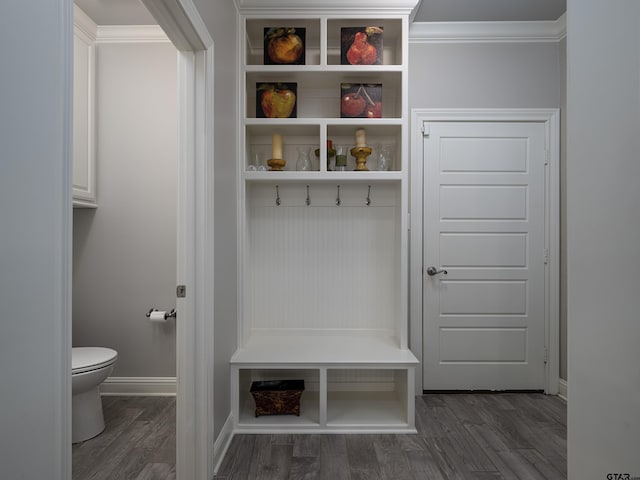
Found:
231,0 -> 420,433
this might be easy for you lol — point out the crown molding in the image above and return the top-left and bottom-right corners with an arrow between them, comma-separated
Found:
74,4 -> 98,42
410,12 -> 566,44
95,25 -> 170,44
141,0 -> 212,51
234,0 -> 421,16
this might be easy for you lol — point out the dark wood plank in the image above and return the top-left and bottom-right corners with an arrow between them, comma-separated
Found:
495,449 -> 549,480
216,434 -> 256,480
135,463 -> 175,480
288,456 -> 321,480
246,436 -> 293,480
372,434 -> 414,480
404,444 -> 447,479
345,435 -> 382,480
293,434 -> 322,457
318,452 -> 351,480
517,448 -> 566,480
319,434 -> 347,457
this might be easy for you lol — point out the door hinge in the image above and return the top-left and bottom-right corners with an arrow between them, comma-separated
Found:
422,122 -> 430,137
543,248 -> 549,264
544,149 -> 550,165
544,347 -> 548,364
176,285 -> 186,298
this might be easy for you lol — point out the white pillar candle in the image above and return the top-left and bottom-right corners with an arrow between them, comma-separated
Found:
355,128 -> 367,147
272,133 -> 283,159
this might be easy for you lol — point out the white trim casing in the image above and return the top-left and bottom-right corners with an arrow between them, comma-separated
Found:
100,377 -> 177,396
409,12 -> 566,44
96,25 -> 170,44
213,414 -> 235,475
558,378 -> 567,401
409,109 -> 561,395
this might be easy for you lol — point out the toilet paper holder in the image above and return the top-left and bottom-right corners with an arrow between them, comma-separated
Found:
146,308 -> 177,320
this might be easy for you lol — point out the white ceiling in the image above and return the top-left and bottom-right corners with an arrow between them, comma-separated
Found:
74,0 -> 567,26
75,0 -> 156,25
413,0 -> 566,22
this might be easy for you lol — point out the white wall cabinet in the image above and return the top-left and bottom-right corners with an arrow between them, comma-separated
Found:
232,1 -> 420,433
73,8 -> 97,208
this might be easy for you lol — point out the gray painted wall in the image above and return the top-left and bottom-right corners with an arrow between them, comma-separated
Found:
409,42 -> 561,108
408,40 -> 567,380
193,0 -> 238,440
566,0 -> 640,476
1,0 -> 72,477
73,42 -> 178,377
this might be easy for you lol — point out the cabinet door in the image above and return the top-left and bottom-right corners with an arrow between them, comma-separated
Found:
73,29 -> 96,207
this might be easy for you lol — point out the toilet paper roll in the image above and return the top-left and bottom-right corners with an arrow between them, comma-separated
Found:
149,311 -> 167,323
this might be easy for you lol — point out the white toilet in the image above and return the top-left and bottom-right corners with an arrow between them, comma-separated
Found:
72,347 -> 118,443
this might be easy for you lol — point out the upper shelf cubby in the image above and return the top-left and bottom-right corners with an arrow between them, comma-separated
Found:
244,17 -> 404,67
326,18 -> 403,66
246,19 -> 321,66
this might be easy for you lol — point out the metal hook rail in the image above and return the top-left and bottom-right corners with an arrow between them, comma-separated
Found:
271,184 -> 375,207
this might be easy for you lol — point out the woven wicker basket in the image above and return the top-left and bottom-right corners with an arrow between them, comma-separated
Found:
250,380 -> 305,417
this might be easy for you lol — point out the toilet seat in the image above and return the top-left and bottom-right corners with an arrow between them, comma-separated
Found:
72,347 -> 118,375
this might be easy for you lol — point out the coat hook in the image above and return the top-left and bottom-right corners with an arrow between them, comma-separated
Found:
275,185 -> 281,206
306,185 -> 311,206
336,185 -> 341,206
366,185 -> 372,206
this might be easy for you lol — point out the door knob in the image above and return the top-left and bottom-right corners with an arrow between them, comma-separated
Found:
426,266 -> 448,276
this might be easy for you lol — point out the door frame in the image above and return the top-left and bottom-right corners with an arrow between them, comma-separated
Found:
139,1 -> 216,478
409,108 -> 560,394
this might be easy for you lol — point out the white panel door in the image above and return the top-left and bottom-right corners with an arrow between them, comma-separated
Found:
423,122 -> 547,390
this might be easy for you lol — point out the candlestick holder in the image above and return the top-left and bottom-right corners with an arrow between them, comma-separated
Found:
267,158 -> 286,171
350,146 -> 372,171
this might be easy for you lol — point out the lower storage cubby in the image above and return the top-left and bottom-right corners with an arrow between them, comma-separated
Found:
326,368 -> 409,427
237,368 -> 320,429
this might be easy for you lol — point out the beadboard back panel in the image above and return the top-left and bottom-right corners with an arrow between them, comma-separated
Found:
245,184 -> 400,338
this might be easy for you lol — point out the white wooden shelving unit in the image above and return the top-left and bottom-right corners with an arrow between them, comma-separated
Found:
232,0 -> 420,434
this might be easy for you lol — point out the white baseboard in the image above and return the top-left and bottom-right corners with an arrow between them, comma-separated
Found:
213,413 -> 235,475
100,376 -> 176,396
558,378 -> 567,401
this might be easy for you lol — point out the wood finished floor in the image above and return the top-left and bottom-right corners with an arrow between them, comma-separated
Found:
72,396 -> 176,480
72,393 -> 566,479
216,393 -> 566,480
